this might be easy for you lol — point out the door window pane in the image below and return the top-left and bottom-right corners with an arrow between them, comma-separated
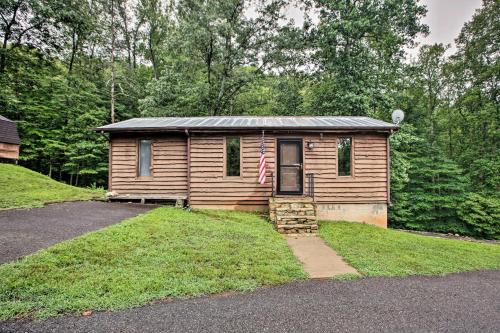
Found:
280,142 -> 300,165
338,137 -> 352,176
139,139 -> 152,177
226,137 -> 240,176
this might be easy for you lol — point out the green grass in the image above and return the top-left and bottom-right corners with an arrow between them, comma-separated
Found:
0,163 -> 104,209
0,207 -> 305,320
319,221 -> 500,277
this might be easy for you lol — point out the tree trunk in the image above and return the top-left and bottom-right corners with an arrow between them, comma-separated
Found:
118,0 -> 132,67
206,34 -> 214,114
68,28 -> 78,73
0,1 -> 21,74
148,29 -> 158,79
132,22 -> 142,69
110,0 -> 116,123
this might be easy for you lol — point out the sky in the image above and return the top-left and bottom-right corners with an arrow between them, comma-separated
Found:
408,0 -> 483,59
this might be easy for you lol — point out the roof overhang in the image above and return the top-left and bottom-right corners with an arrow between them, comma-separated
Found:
93,116 -> 399,134
94,127 -> 398,134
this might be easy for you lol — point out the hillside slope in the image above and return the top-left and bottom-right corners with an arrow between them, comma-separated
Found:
0,164 -> 104,209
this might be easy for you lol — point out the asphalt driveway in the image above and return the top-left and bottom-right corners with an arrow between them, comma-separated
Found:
0,201 -> 154,263
1,270 -> 498,333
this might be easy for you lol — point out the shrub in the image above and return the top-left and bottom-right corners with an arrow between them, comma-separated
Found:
458,193 -> 500,240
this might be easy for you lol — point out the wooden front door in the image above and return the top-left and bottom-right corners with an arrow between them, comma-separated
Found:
277,139 -> 303,195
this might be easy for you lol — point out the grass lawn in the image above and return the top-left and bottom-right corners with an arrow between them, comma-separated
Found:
0,163 -> 104,209
319,221 -> 500,277
0,207 -> 305,320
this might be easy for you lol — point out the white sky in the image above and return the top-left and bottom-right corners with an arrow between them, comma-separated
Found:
407,0 -> 483,59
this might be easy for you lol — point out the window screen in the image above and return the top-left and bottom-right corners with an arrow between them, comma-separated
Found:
138,139 -> 152,177
338,137 -> 352,176
226,137 -> 240,176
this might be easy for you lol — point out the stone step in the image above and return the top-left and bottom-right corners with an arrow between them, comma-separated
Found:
278,215 -> 316,220
269,196 -> 318,234
278,224 -> 318,230
276,220 -> 318,227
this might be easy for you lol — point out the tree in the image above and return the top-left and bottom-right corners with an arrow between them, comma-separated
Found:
388,124 -> 420,228
307,0 -> 428,117
405,44 -> 448,144
444,0 -> 499,194
141,0 -> 291,116
389,126 -> 469,234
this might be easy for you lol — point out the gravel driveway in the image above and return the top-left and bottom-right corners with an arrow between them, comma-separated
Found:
1,270 -> 498,333
0,201 -> 155,263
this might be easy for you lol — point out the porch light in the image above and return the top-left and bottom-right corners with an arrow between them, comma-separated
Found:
307,141 -> 314,150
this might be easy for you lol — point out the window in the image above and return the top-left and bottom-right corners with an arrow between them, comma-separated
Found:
338,137 -> 352,176
226,137 -> 240,176
138,139 -> 152,177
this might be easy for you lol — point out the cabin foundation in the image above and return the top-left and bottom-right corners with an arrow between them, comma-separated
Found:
316,203 -> 388,228
269,197 -> 317,234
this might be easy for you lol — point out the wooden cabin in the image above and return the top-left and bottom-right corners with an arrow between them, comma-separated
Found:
0,115 -> 20,160
95,116 -> 398,231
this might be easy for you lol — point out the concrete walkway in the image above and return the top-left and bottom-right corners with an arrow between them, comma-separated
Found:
285,234 -> 358,278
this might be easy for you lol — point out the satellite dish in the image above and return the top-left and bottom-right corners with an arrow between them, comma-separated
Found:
391,109 -> 405,125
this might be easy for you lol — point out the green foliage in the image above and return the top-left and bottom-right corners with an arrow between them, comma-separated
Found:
389,124 -> 475,235
0,49 -> 110,186
404,142 -> 469,233
308,0 -> 428,116
0,163 -> 103,209
388,124 -> 421,227
140,0 -> 290,116
458,193 -> 500,240
467,157 -> 500,193
440,0 -> 499,194
0,207 -> 305,320
319,221 -> 500,277
388,1 -> 499,237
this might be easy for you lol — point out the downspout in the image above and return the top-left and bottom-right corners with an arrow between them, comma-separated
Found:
185,129 -> 191,207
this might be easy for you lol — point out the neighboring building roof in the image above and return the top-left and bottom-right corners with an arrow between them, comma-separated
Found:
95,116 -> 398,132
0,115 -> 21,145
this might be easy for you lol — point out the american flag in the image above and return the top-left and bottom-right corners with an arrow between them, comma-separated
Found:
258,132 -> 266,185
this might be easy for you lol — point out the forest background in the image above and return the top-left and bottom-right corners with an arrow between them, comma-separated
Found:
1,0 -> 498,238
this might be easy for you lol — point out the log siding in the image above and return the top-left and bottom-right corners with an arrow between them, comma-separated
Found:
108,131 -> 388,208
0,142 -> 19,159
109,134 -> 188,198
189,134 -> 275,210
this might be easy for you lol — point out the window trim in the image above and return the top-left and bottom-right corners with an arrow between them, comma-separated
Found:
136,138 -> 154,180
336,136 -> 354,178
223,136 -> 243,178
